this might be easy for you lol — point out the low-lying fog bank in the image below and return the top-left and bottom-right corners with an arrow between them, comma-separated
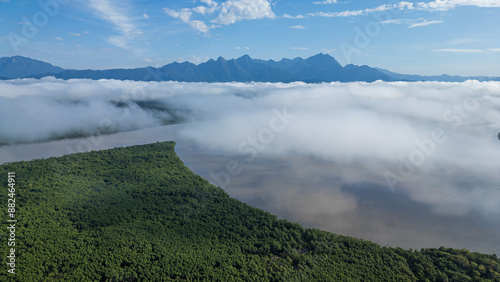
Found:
1,78 -> 499,254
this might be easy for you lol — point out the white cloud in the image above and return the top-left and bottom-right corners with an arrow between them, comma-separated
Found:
291,47 -> 308,50
87,0 -> 142,50
283,13 -> 305,19
289,25 -> 305,29
311,4 -> 391,17
164,8 -> 211,33
397,1 -> 415,10
165,0 -> 274,33
201,0 -> 218,6
368,4 -> 393,12
54,37 -> 63,41
193,0 -> 218,15
415,0 -> 500,11
213,0 -> 275,25
310,0 -> 500,19
313,0 -> 338,4
68,32 -> 81,37
143,13 -> 150,19
170,81 -> 500,219
408,19 -> 443,28
380,19 -> 404,24
1,79 -> 499,223
434,48 -> 483,53
434,47 -> 500,53
193,6 -> 209,14
236,46 -> 250,50
189,20 -> 211,33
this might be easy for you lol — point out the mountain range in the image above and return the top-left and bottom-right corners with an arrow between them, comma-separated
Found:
0,54 -> 499,83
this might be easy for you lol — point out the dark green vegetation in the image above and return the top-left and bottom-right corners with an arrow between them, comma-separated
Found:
1,142 -> 499,281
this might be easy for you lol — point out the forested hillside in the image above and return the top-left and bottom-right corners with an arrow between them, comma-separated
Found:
0,142 -> 498,281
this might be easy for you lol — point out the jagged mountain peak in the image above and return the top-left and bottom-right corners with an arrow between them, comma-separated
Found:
236,54 -> 253,63
0,56 -> 64,78
305,53 -> 342,69
2,54 -> 497,82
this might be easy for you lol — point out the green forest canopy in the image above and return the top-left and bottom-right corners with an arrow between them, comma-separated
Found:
0,141 -> 499,281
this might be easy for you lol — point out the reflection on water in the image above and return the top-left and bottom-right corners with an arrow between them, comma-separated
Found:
1,124 -> 499,255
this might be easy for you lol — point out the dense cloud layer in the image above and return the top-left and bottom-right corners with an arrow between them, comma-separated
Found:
1,77 -> 499,252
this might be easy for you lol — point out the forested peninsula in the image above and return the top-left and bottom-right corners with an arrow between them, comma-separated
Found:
1,142 -> 499,281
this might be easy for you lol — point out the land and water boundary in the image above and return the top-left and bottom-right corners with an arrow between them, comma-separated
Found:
0,141 -> 499,280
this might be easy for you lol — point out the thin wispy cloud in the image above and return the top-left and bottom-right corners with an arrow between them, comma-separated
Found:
416,0 -> 500,11
87,0 -> 143,50
380,19 -> 404,24
313,0 -> 338,4
288,0 -> 500,19
291,47 -> 308,50
309,4 -> 391,17
408,20 -> 443,28
434,48 -> 483,53
290,25 -> 305,29
434,48 -> 500,53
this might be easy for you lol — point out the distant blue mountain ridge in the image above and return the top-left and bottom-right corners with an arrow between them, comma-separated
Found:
0,56 -> 64,79
0,54 -> 498,82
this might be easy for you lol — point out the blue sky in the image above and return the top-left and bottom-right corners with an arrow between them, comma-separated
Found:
0,0 -> 499,76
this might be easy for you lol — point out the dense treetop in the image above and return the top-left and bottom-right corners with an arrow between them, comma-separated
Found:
0,141 -> 498,281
